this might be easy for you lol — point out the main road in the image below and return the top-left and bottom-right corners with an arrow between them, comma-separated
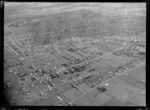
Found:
69,61 -> 145,105
4,44 -> 53,90
5,40 -> 144,105
4,40 -> 128,91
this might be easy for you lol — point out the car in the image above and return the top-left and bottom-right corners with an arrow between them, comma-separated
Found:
97,86 -> 107,92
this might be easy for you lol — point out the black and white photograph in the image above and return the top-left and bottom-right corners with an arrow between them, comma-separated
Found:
4,2 -> 146,106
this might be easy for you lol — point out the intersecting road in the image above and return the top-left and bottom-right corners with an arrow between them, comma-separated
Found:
4,40 -> 145,105
4,41 -> 128,91
69,61 -> 145,105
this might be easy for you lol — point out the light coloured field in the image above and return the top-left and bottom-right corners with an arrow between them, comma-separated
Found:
77,83 -> 91,93
63,88 -> 83,101
56,83 -> 73,93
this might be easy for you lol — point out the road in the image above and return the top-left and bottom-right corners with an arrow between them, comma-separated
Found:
55,42 -> 128,74
43,43 -> 129,90
4,40 -> 128,91
4,44 -> 53,90
69,61 -> 145,105
4,40 -> 145,106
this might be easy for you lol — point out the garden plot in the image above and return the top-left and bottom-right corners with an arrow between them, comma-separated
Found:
56,83 -> 73,93
63,88 -> 83,102
77,83 -> 91,93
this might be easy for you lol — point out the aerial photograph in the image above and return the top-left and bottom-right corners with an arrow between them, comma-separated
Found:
4,2 -> 146,106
